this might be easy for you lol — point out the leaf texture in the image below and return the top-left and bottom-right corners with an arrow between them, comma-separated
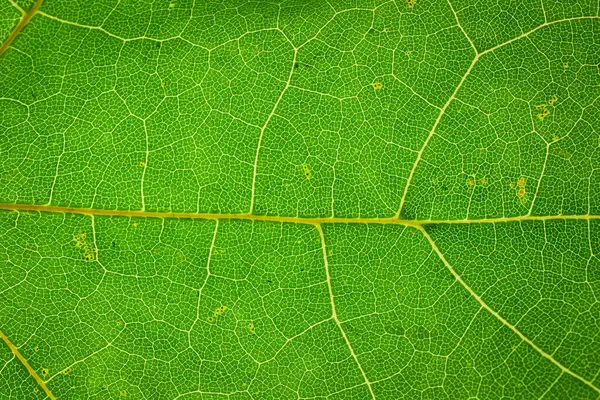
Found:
0,0 -> 599,399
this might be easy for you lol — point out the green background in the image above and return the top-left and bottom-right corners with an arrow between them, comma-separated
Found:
1,0 -> 599,398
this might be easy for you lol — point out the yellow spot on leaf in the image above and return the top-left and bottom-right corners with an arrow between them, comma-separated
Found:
510,178 -> 528,205
34,346 -> 39,352
563,63 -> 569,69
372,82 -> 383,90
466,174 -> 488,188
120,390 -> 128,397
73,233 -> 96,261
138,161 -> 146,167
537,109 -> 550,120
405,50 -> 412,56
557,148 -> 571,159
247,323 -> 256,335
73,233 -> 86,248
83,247 -> 96,261
383,27 -> 390,33
406,0 -> 416,8
536,95 -> 558,119
302,163 -> 312,180
552,135 -> 559,142
517,188 -> 528,206
41,368 -> 48,377
62,367 -> 71,375
207,316 -> 215,323
213,305 -> 228,318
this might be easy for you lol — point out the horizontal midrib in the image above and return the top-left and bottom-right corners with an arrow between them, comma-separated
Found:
0,203 -> 597,226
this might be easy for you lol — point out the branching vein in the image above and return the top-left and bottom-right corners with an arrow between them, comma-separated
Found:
317,224 -> 376,399
418,226 -> 600,395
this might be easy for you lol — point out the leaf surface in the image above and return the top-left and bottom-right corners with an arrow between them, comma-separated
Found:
0,0 -> 599,399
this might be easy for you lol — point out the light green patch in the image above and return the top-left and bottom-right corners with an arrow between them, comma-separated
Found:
302,163 -> 312,180
73,232 -> 96,261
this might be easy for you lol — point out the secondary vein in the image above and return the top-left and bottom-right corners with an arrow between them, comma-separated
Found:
0,330 -> 56,400
317,224 -> 376,399
418,226 -> 600,394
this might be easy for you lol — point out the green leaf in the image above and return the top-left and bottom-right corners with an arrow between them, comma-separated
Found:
0,0 -> 599,399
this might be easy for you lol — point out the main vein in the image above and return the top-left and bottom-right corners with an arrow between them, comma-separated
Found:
0,0 -> 44,57
0,203 -> 598,226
